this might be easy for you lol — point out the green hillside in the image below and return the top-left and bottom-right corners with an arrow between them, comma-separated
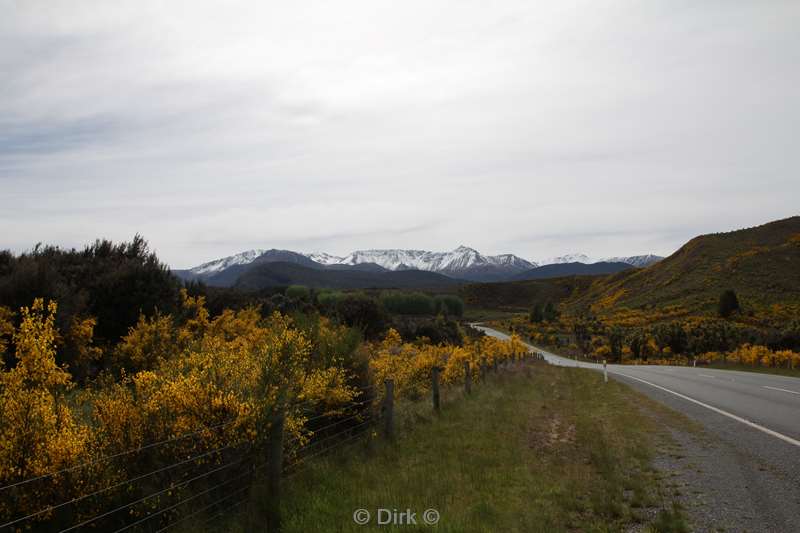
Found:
563,216 -> 800,318
459,276 -> 591,313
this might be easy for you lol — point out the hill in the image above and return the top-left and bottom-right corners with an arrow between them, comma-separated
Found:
563,216 -> 800,316
512,261 -> 632,280
233,261 -> 463,290
459,276 -> 592,312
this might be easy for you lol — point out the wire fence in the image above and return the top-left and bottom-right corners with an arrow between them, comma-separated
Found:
1,352 -> 543,532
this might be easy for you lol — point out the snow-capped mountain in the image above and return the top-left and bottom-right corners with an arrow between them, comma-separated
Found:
539,253 -> 662,268
188,249 -> 268,275
540,253 -> 593,265
602,254 -> 663,268
179,246 -> 537,283
178,247 -> 660,286
306,252 -> 344,265
328,246 -> 536,278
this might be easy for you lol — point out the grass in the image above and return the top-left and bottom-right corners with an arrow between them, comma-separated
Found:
203,362 -> 689,533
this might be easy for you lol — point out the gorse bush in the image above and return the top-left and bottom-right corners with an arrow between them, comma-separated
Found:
369,328 -> 527,401
0,293 -> 357,527
0,292 -> 526,529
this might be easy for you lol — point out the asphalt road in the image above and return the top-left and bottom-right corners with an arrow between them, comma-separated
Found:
476,325 -> 800,532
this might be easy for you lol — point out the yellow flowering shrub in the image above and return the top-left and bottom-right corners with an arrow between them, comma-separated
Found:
0,299 -> 92,520
0,306 -> 13,362
368,329 -> 526,401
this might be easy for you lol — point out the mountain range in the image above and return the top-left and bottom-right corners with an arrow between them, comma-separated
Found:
173,246 -> 662,288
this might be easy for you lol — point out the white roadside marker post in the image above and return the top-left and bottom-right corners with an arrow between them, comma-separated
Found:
603,360 -> 608,383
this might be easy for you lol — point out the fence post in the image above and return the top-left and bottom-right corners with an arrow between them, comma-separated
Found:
603,360 -> 608,383
464,360 -> 472,395
432,367 -> 441,412
266,409 -> 285,531
480,356 -> 487,383
384,379 -> 395,440
492,358 -> 498,373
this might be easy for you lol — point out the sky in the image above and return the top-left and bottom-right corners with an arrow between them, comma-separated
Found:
2,1 -> 799,268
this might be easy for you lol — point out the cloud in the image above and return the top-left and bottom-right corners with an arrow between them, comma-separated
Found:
1,1 -> 798,267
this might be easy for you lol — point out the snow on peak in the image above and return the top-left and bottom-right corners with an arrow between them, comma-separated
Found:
189,249 -> 268,275
305,252 -> 344,265
540,253 -> 593,265
330,247 -> 535,273
539,253 -> 663,267
601,254 -> 663,267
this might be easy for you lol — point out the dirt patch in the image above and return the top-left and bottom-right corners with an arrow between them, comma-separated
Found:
528,412 -> 576,451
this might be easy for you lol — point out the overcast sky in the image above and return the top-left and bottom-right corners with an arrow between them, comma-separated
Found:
2,1 -> 798,268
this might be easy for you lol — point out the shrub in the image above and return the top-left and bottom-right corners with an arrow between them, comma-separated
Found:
718,289 -> 740,318
433,295 -> 464,317
286,285 -> 311,301
334,294 -> 388,340
380,292 -> 435,315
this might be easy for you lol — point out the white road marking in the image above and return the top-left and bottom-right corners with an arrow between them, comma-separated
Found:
763,386 -> 800,396
698,374 -> 716,378
612,371 -> 800,449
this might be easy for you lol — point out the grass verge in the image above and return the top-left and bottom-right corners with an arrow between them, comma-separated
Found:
205,362 -> 689,532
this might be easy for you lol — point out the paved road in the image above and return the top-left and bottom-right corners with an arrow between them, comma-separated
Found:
476,325 -> 800,532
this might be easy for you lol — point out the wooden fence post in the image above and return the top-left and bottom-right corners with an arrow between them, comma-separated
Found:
266,409 -> 285,531
384,379 -> 395,440
493,358 -> 498,373
432,367 -> 441,412
464,360 -> 472,395
480,356 -> 487,383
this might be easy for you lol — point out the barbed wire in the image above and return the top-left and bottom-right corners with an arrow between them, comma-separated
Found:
2,382 -> 385,530
287,410 -> 372,446
155,483 -> 251,533
289,417 -> 375,461
200,495 -> 249,527
2,440 -> 244,530
110,466 -> 254,533
58,457 -> 247,533
284,424 -> 375,479
0,418 -> 238,493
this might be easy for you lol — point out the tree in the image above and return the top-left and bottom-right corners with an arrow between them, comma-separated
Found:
286,285 -> 310,301
572,318 -> 591,354
529,303 -> 544,323
433,295 -> 464,317
608,326 -> 625,362
543,301 -> 559,322
718,289 -> 740,318
334,294 -> 388,340
652,322 -> 688,356
627,328 -> 646,360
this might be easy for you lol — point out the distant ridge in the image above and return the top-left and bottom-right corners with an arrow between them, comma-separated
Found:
174,246 -> 664,287
234,261 -> 462,290
513,261 -> 633,281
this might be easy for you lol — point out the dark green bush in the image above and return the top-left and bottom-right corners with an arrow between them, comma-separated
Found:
433,295 -> 464,317
380,291 -> 435,315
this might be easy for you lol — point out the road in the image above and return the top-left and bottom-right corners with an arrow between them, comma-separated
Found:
476,325 -> 800,532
